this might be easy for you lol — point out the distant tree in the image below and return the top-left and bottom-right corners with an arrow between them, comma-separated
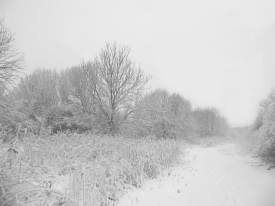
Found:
167,93 -> 192,136
129,89 -> 193,138
13,69 -> 59,116
0,21 -> 22,88
192,108 -> 228,137
94,43 -> 149,134
65,62 -> 98,113
130,89 -> 169,137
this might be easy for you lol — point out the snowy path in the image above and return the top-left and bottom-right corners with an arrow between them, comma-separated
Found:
119,143 -> 275,206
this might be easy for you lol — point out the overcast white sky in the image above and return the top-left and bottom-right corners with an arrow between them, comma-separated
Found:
1,0 -> 275,126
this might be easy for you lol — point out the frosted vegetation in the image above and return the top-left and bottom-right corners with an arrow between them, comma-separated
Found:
1,19 -> 274,206
0,20 -> 229,206
248,90 -> 275,168
0,134 -> 179,205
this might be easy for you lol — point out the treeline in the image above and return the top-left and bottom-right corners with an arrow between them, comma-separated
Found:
0,22 -> 229,140
252,90 -> 275,166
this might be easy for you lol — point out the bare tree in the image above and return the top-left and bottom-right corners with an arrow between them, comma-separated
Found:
66,62 -> 98,113
94,42 -> 149,134
0,21 -> 22,87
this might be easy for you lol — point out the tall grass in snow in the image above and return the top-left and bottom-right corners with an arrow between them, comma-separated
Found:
0,134 -> 180,206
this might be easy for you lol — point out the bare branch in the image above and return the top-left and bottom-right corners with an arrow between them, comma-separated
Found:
94,42 -> 149,134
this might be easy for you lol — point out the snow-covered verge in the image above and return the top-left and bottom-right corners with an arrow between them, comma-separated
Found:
119,142 -> 275,206
0,134 -> 179,206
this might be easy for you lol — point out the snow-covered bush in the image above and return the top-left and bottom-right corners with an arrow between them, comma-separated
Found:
253,91 -> 275,166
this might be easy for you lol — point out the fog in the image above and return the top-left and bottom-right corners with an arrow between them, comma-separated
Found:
1,0 -> 275,126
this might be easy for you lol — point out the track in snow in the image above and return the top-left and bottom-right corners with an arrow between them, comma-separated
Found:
119,143 -> 275,206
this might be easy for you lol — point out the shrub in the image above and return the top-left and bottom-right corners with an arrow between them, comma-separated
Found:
0,99 -> 42,142
45,105 -> 93,134
152,118 -> 176,139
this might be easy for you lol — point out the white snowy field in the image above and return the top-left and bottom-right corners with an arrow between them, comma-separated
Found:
119,142 -> 275,206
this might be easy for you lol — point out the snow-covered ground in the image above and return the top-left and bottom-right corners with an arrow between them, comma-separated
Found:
119,143 -> 275,206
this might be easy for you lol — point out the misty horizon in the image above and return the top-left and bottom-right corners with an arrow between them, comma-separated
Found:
1,0 -> 275,126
